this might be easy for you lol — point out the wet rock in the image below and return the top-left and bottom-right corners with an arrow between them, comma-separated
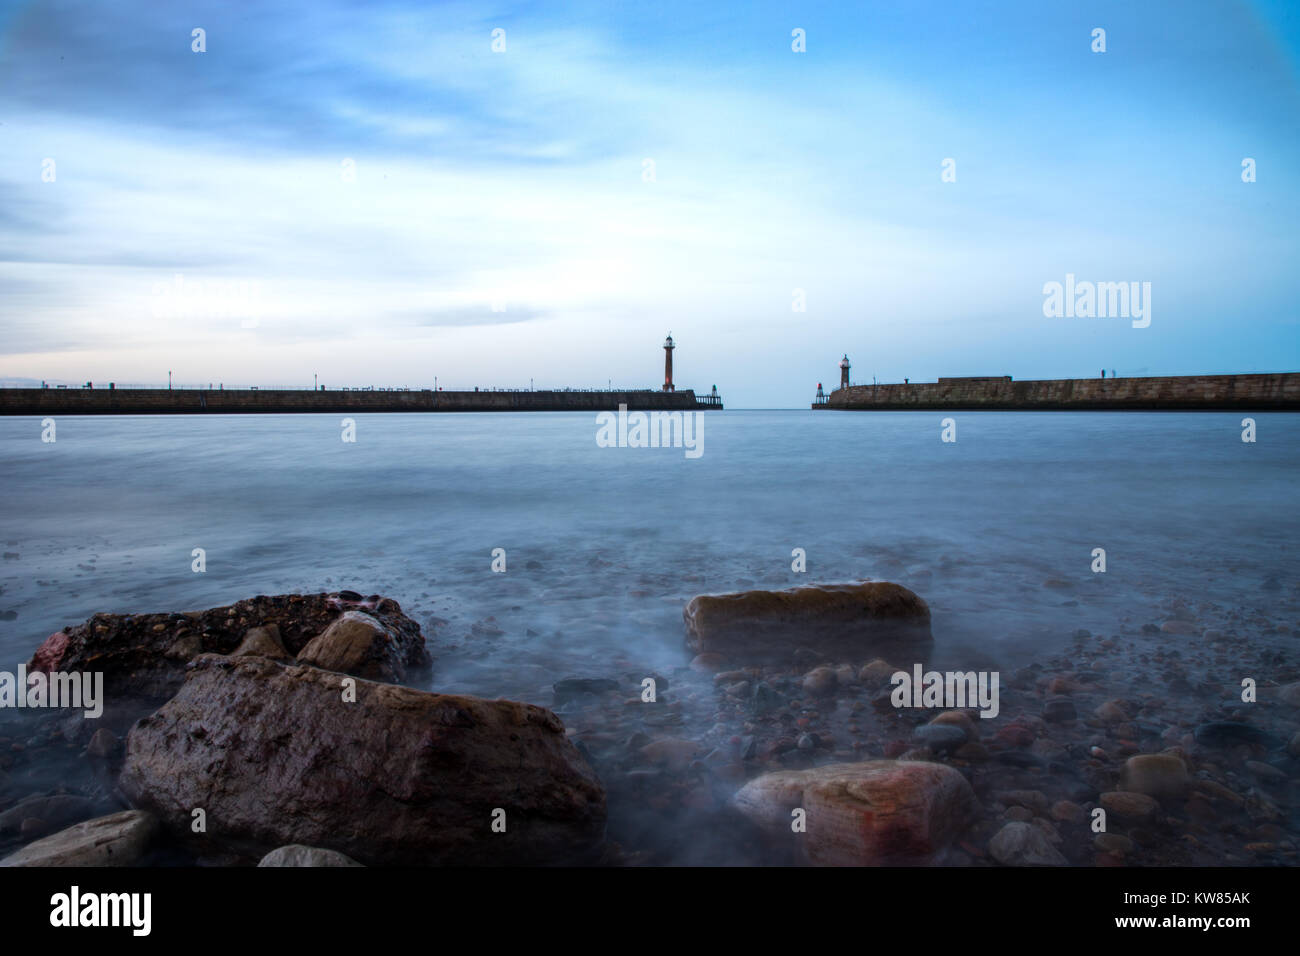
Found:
928,710 -> 978,741
911,724 -> 967,752
995,790 -> 1049,814
119,655 -> 606,865
802,666 -> 838,696
1050,800 -> 1085,824
257,845 -> 364,867
751,681 -> 784,715
1245,760 -> 1286,783
1119,754 -> 1190,801
639,738 -> 700,771
859,659 -> 899,686
1094,832 -> 1133,855
1100,791 -> 1159,823
1094,700 -> 1129,723
988,821 -> 1067,866
0,794 -> 96,835
297,610 -> 420,683
84,728 -> 120,759
231,625 -> 290,660
0,810 -> 157,866
1194,721 -> 1283,750
27,592 -> 430,708
1042,697 -> 1077,723
683,581 -> 933,664
731,760 -> 977,865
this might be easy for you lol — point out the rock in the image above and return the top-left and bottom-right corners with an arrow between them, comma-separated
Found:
1245,760 -> 1286,782
639,738 -> 700,771
1160,620 -> 1199,635
1095,700 -> 1129,723
552,677 -> 620,704
1042,697 -> 1077,723
118,655 -> 606,865
988,821 -> 1067,866
995,790 -> 1049,813
84,728 -> 120,759
928,710 -> 978,741
1094,832 -> 1133,855
1278,683 -> 1300,706
0,794 -> 96,835
911,724 -> 967,752
1119,754 -> 1190,801
27,592 -> 430,709
858,659 -> 899,686
730,760 -> 977,865
296,609 -> 418,682
0,811 -> 157,866
750,681 -> 783,715
683,581 -> 932,664
1100,791 -> 1159,822
231,624 -> 290,660
802,666 -> 838,696
1051,800 -> 1085,824
1288,731 -> 1300,759
833,663 -> 858,685
1194,721 -> 1283,750
257,845 -> 364,867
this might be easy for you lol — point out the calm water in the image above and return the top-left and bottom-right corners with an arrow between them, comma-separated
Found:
0,410 -> 1296,703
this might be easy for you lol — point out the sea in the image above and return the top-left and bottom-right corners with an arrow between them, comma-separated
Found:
1,410 -> 1295,705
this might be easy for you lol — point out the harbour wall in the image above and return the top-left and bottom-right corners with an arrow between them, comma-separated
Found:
816,373 -> 1300,411
0,388 -> 722,415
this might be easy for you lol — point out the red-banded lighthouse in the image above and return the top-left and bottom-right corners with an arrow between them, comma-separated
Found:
662,334 -> 675,392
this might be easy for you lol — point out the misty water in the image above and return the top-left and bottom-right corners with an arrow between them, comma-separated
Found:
2,410 -> 1296,704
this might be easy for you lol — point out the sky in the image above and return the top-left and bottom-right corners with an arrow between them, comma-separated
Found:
1,0 -> 1297,407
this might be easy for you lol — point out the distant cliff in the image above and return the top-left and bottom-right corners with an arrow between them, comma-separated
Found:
0,388 -> 722,415
814,373 -> 1299,411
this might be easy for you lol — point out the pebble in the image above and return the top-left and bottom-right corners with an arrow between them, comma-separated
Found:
1042,697 -> 1077,723
911,724 -> 966,752
1050,800 -> 1085,824
1094,833 -> 1134,855
1100,791 -> 1159,823
988,822 -> 1067,866
802,666 -> 838,696
1119,754 -> 1190,801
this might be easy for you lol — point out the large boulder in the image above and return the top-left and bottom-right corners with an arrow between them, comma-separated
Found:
27,592 -> 431,723
118,655 -> 606,866
0,810 -> 157,867
730,760 -> 977,864
684,581 -> 932,664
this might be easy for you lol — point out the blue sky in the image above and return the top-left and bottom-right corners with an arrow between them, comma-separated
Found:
1,0 -> 1297,407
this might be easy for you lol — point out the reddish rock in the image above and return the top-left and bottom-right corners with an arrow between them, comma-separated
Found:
683,582 -> 932,664
26,593 -> 431,715
1119,754 -> 1191,802
730,760 -> 977,864
118,655 -> 605,866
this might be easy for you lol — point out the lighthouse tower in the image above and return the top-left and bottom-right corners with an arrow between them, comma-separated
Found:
839,354 -> 851,389
662,334 -> 675,392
